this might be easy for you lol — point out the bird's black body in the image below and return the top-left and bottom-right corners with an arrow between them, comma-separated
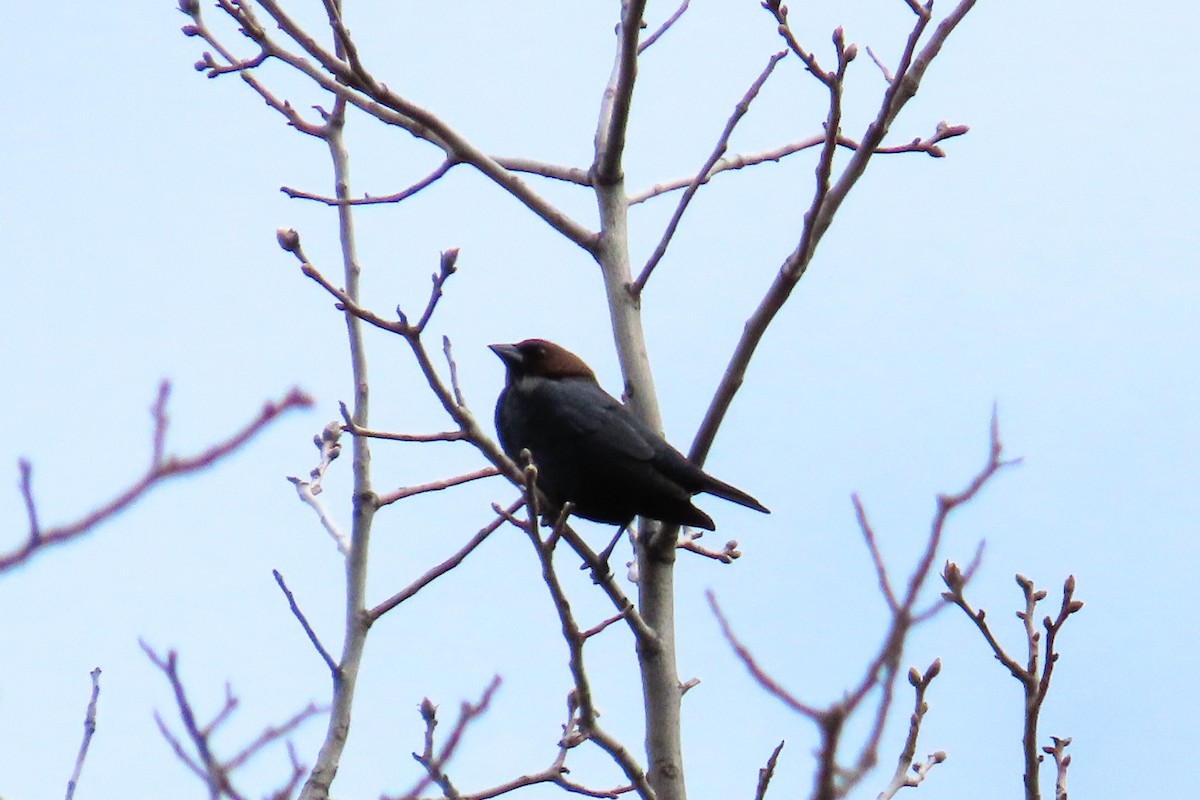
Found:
490,339 -> 769,530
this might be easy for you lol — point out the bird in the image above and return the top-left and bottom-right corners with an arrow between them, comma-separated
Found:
490,338 -> 769,531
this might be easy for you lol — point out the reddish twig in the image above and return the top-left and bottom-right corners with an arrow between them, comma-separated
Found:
392,677 -> 503,800
3,385 -> 312,573
376,466 -> 500,508
142,641 -> 323,797
580,609 -> 633,640
709,592 -> 821,717
853,495 -> 898,611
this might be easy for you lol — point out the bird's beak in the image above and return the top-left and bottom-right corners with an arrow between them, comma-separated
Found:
489,343 -> 523,369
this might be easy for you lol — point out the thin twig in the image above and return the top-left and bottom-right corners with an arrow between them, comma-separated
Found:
491,156 -> 592,185
273,569 -> 338,676
411,249 -> 459,334
64,668 -> 102,800
376,466 -> 500,507
753,741 -> 785,800
555,524 -> 655,644
854,495 -> 898,612
369,500 -> 521,622
580,609 -> 633,640
511,467 -> 653,798
638,0 -> 690,53
143,640 -> 323,797
397,678 -> 503,800
708,591 -> 821,718
282,159 -> 455,205
866,46 -> 895,83
676,530 -> 740,563
343,426 -> 466,443
181,3 -> 328,137
877,661 -> 945,799
287,475 -> 351,555
223,703 -> 324,773
629,122 -> 966,205
634,50 -> 788,293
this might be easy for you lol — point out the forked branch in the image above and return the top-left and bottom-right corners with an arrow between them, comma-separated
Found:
942,569 -> 1083,800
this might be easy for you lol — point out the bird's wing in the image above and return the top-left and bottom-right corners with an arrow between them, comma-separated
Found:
535,380 -> 657,461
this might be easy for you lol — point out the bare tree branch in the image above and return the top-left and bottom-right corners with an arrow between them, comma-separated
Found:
713,416 -> 1007,800
166,5 -> 1024,800
691,0 -> 978,466
342,425 -> 467,443
496,469 -> 653,798
181,2 -> 328,137
287,421 -> 350,555
3,385 -> 312,573
184,0 -> 600,251
492,156 -> 593,186
143,642 -> 322,799
279,235 -> 524,491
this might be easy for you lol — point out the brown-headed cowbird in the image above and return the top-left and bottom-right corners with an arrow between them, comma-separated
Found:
490,339 -> 769,530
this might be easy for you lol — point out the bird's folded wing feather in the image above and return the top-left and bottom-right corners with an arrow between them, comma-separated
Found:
535,380 -> 656,461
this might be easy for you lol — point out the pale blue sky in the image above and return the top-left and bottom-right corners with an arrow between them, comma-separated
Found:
2,2 -> 1197,798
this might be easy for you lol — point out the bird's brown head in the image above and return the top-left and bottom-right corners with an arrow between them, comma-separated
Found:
489,339 -> 597,382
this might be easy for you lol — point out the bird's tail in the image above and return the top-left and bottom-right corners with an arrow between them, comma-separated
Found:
704,476 -> 770,514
